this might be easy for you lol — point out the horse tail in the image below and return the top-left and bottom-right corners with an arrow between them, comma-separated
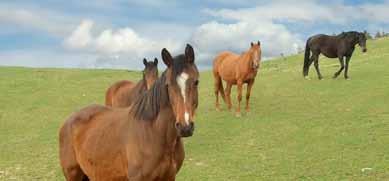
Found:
216,75 -> 226,102
213,58 -> 226,103
303,38 -> 311,77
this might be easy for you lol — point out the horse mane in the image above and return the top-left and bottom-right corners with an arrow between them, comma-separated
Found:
338,31 -> 361,38
130,54 -> 188,121
240,47 -> 257,63
130,71 -> 169,121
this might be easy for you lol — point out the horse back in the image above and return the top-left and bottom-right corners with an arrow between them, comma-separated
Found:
213,51 -> 239,66
61,104 -> 112,139
308,34 -> 339,58
213,51 -> 241,81
105,80 -> 136,107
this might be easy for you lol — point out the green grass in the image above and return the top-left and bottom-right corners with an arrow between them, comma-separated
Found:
1,37 -> 389,180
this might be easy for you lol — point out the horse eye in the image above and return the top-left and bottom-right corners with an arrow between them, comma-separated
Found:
194,80 -> 199,86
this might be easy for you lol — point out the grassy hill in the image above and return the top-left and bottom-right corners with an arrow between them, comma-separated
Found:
1,37 -> 389,180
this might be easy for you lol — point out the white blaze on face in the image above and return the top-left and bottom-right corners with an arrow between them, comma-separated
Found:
176,72 -> 190,124
253,50 -> 259,67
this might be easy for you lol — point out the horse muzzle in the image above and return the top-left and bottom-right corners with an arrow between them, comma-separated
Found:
362,48 -> 367,53
175,122 -> 194,137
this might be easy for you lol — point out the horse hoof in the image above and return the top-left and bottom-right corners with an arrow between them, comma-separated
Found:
216,107 -> 221,112
235,112 -> 241,117
304,76 -> 311,80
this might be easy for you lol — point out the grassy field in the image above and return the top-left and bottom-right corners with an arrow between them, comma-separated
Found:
1,37 -> 389,180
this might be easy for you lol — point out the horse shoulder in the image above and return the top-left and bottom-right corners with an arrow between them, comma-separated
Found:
67,106 -> 130,178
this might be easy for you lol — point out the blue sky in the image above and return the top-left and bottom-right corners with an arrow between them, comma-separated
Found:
0,0 -> 388,70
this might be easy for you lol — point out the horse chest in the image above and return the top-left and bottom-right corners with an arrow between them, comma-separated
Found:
244,70 -> 257,81
140,150 -> 177,180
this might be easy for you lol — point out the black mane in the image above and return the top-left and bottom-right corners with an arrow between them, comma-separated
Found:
338,31 -> 362,39
131,71 -> 169,121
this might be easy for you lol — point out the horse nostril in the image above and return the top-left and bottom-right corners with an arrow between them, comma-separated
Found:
175,122 -> 180,128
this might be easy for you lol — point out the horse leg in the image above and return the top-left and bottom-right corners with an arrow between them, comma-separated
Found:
344,56 -> 351,79
214,75 -> 221,111
225,83 -> 232,111
312,54 -> 323,80
245,80 -> 254,112
174,138 -> 185,173
333,56 -> 345,78
236,80 -> 243,117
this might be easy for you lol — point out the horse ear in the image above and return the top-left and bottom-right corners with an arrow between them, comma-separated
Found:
154,58 -> 158,65
185,44 -> 195,63
250,42 -> 254,47
161,48 -> 173,67
143,58 -> 147,66
257,41 -> 261,46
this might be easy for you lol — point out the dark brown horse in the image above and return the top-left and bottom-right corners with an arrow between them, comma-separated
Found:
213,41 -> 262,117
105,58 -> 158,107
303,31 -> 367,80
59,44 -> 199,181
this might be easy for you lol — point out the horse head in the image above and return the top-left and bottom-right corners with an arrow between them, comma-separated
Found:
161,44 -> 199,137
358,32 -> 367,53
249,41 -> 262,69
142,58 -> 159,90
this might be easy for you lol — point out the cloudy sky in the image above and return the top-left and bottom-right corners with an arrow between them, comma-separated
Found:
0,0 -> 388,70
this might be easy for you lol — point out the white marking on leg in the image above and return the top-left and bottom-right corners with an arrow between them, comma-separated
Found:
177,72 -> 189,124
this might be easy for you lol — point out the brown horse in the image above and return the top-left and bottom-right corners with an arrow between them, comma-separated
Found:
105,58 -> 158,107
59,44 -> 199,181
213,41 -> 262,116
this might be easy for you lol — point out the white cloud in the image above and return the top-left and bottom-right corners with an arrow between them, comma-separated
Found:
64,20 -> 183,65
64,20 -> 94,49
204,1 -> 389,24
191,20 -> 303,62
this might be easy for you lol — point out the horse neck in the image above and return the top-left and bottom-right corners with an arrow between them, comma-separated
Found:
240,50 -> 254,70
343,34 -> 359,46
138,77 -> 147,90
128,78 -> 147,100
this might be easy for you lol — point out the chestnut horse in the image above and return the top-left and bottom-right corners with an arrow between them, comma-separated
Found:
105,58 -> 158,107
213,41 -> 261,116
59,44 -> 199,181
